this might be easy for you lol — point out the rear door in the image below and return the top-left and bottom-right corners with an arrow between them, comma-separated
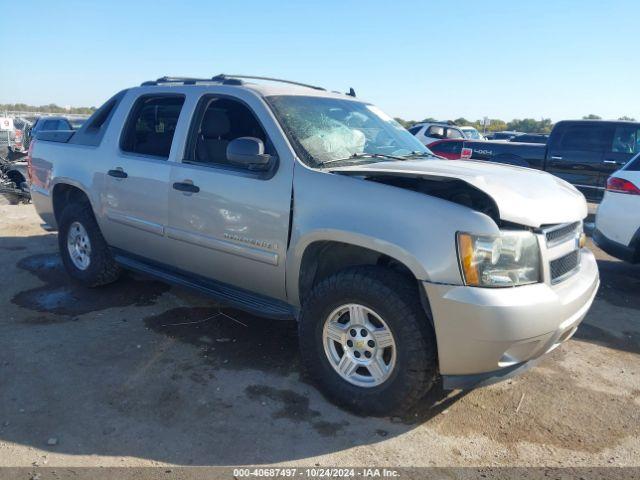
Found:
546,122 -> 612,199
101,93 -> 185,264
603,124 -> 640,180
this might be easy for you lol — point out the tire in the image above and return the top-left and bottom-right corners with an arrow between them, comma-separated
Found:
299,266 -> 437,416
58,202 -> 121,287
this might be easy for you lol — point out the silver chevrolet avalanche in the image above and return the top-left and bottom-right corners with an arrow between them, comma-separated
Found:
28,75 -> 599,415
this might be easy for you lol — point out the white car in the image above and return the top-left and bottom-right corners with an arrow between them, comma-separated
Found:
409,122 -> 485,145
594,154 -> 640,263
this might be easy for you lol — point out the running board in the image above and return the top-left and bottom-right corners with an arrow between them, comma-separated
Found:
113,252 -> 296,321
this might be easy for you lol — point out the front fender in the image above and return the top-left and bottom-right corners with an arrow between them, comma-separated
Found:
286,228 -> 430,307
286,163 -> 500,306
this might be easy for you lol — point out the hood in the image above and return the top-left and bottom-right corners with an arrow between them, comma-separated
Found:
329,159 -> 587,228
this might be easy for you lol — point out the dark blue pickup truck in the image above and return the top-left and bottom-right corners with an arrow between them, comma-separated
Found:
461,120 -> 640,201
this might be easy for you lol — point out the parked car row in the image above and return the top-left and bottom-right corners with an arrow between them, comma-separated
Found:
412,119 -> 640,202
1,115 -> 89,203
4,115 -> 87,159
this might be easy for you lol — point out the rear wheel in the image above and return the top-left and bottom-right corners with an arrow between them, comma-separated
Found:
299,266 -> 437,416
58,202 -> 121,287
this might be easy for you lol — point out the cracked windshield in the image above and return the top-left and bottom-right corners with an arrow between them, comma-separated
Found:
267,95 -> 433,167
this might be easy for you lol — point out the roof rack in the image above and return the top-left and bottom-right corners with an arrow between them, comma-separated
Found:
140,76 -> 240,86
140,74 -> 326,91
212,74 -> 326,91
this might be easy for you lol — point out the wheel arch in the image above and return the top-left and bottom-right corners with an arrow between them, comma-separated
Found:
51,182 -> 94,226
288,232 -> 431,310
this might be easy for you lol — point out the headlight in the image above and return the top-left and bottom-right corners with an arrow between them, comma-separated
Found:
457,230 -> 541,287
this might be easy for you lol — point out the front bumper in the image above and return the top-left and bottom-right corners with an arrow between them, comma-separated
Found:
424,248 -> 599,387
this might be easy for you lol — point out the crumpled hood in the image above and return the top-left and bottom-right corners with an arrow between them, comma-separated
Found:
329,159 -> 588,228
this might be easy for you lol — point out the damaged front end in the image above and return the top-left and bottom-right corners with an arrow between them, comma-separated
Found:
365,174 -> 501,224
328,158 -> 588,229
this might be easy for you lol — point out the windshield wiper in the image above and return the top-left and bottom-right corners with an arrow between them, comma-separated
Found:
320,152 -> 408,167
399,150 -> 438,159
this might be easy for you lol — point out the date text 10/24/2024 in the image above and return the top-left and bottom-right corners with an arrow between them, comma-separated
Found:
233,468 -> 400,478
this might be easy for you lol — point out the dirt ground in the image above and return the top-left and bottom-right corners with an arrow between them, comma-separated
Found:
0,203 -> 638,468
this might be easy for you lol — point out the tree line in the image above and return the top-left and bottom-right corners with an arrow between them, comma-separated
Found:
394,114 -> 637,134
2,103 -> 637,132
0,103 -> 96,115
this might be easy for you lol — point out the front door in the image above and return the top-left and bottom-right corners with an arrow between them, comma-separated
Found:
546,123 -> 612,199
166,93 -> 294,301
101,94 -> 185,263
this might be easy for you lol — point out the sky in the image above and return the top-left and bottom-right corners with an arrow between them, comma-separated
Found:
1,0 -> 639,122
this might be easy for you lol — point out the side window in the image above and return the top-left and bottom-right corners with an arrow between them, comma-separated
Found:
611,125 -> 640,154
86,96 -> 119,133
42,120 -> 58,130
408,125 -> 422,135
559,125 -> 608,152
427,126 -> 445,138
121,95 -> 185,158
445,128 -> 464,139
187,96 -> 271,169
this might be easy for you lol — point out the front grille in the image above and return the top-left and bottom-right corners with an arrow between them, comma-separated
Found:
550,250 -> 580,283
545,222 -> 580,246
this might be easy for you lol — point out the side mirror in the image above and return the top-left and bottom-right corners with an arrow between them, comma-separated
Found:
227,137 -> 271,170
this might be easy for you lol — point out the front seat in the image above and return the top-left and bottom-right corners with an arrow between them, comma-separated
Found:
196,109 -> 231,164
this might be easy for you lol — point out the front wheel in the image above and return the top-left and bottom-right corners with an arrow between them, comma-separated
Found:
299,266 -> 437,416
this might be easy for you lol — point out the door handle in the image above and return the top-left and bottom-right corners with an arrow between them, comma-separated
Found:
603,159 -> 622,165
107,169 -> 128,179
173,182 -> 200,193
550,156 -> 563,160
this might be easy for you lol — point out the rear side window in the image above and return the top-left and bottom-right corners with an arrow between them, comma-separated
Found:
558,125 -> 609,151
70,90 -> 127,147
408,125 -> 422,135
86,97 -> 120,133
121,95 -> 185,158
